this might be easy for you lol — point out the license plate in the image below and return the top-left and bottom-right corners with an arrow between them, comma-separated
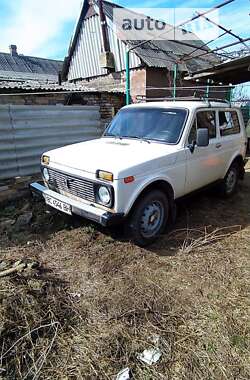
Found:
44,195 -> 72,215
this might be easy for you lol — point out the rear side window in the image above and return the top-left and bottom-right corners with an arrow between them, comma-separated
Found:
219,111 -> 240,136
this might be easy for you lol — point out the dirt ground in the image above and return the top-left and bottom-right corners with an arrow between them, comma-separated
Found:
0,164 -> 249,379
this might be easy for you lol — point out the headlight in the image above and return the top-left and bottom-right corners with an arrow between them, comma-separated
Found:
98,186 -> 111,205
43,167 -> 50,181
96,170 -> 113,182
42,155 -> 50,165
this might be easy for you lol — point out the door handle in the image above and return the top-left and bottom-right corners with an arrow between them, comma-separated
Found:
216,143 -> 222,149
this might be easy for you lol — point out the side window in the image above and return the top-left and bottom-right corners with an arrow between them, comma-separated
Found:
197,111 -> 216,139
219,111 -> 240,136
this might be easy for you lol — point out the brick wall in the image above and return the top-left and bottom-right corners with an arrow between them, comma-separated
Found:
75,67 -> 212,102
65,92 -> 125,119
146,68 -> 171,100
130,68 -> 146,102
0,91 -> 125,120
76,71 -> 125,92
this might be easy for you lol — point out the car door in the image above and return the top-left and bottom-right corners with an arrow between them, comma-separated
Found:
217,109 -> 243,175
185,109 -> 224,194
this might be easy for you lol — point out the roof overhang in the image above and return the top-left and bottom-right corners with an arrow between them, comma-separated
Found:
184,55 -> 250,84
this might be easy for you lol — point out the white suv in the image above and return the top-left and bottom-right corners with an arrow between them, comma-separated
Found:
31,100 -> 247,246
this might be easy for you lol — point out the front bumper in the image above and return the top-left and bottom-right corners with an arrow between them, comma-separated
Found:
30,182 -> 124,227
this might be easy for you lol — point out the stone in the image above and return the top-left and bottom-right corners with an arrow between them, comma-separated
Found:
116,368 -> 131,380
15,211 -> 33,228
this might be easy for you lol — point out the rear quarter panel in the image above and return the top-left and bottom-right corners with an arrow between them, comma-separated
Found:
221,109 -> 247,176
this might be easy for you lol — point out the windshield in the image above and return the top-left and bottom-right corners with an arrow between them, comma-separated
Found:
104,107 -> 187,144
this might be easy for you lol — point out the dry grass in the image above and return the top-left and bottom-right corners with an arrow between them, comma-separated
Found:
0,164 -> 250,379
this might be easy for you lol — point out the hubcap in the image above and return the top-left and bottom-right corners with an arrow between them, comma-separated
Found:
140,201 -> 164,238
226,169 -> 236,193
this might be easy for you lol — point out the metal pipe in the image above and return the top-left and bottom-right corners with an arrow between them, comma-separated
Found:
125,50 -> 130,105
127,0 -> 234,52
196,12 -> 250,52
173,64 -> 177,99
123,0 -> 234,105
145,85 -> 236,89
189,37 -> 250,60
206,79 -> 211,98
226,85 -> 234,101
181,30 -> 230,62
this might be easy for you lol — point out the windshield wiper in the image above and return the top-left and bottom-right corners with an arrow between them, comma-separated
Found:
121,135 -> 151,143
105,135 -> 151,143
104,134 -> 123,140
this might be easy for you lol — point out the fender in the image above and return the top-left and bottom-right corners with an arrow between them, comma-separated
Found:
124,174 -> 175,216
223,152 -> 245,179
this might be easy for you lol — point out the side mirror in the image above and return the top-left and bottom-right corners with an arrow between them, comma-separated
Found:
196,128 -> 209,147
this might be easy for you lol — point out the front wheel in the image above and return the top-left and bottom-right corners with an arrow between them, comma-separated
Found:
126,190 -> 169,246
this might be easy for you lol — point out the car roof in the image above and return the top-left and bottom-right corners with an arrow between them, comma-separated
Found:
122,101 -> 240,111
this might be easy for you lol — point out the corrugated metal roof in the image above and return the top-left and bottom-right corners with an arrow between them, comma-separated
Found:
0,71 -> 59,82
0,80 -> 124,93
184,54 -> 250,84
0,51 -> 63,82
63,0 -> 220,80
103,1 -> 219,71
130,40 -> 218,71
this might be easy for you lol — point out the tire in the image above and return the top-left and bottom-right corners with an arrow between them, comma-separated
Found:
219,162 -> 239,197
126,190 -> 169,246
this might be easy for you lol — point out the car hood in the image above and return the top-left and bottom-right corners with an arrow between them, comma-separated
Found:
46,137 -> 178,179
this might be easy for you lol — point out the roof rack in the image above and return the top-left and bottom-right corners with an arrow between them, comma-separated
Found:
136,96 -> 232,107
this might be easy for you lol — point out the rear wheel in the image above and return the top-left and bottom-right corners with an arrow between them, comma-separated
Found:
126,190 -> 169,246
219,162 -> 239,197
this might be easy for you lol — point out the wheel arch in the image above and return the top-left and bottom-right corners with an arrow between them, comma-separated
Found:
226,154 -> 245,179
127,179 -> 176,224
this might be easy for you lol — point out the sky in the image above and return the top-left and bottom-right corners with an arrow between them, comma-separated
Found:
0,0 -> 249,60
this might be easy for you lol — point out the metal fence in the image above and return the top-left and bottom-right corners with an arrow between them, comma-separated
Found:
0,105 -> 101,180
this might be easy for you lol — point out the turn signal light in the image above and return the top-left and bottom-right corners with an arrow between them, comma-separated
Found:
41,155 -> 50,165
97,170 -> 113,182
124,176 -> 135,184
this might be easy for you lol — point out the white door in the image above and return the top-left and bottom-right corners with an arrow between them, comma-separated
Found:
217,109 -> 243,175
185,110 -> 224,193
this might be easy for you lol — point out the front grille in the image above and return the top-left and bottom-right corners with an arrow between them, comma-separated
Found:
47,168 -> 95,203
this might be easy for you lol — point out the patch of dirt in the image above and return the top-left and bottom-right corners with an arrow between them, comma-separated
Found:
0,165 -> 249,379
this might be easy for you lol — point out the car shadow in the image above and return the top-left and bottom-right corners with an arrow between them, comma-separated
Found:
1,170 -> 250,256
146,170 -> 250,256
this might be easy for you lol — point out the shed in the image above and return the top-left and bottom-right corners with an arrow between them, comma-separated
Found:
62,0 -> 220,100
